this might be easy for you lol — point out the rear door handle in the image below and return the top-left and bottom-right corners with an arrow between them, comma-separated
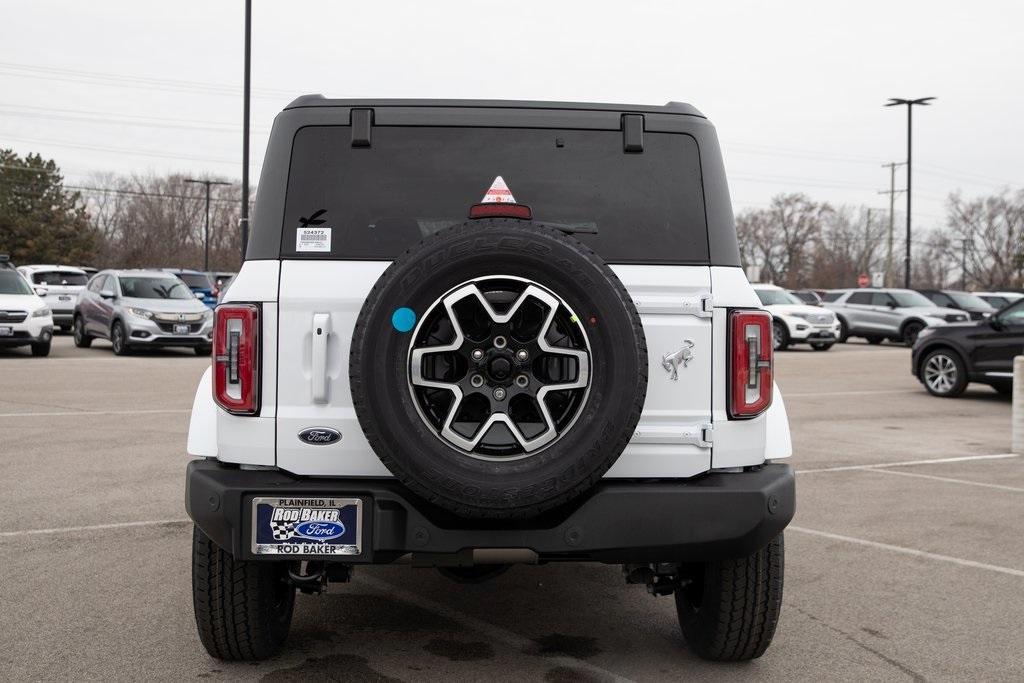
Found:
311,312 -> 331,403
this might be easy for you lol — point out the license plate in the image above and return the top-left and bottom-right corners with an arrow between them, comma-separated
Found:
252,497 -> 362,556
173,324 -> 190,335
0,326 -> 11,336
58,295 -> 72,301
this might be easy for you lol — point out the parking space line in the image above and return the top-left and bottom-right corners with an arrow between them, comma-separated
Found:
783,389 -> 919,398
0,518 -> 189,538
796,453 -> 1017,474
0,408 -> 191,418
862,467 -> 1024,493
789,526 -> 1024,577
357,574 -> 632,682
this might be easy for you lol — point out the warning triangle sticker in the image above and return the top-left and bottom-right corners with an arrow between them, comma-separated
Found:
481,176 -> 516,204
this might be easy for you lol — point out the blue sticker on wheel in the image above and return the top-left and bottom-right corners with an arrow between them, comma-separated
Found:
392,307 -> 416,333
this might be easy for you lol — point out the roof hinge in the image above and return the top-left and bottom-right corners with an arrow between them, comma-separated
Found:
679,292 -> 713,318
351,108 -> 374,148
622,114 -> 644,153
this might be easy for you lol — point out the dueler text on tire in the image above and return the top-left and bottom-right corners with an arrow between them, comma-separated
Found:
350,219 -> 647,519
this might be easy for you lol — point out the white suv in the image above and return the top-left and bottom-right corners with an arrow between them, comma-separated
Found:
16,265 -> 89,333
184,98 -> 794,663
753,283 -> 841,351
0,258 -> 54,356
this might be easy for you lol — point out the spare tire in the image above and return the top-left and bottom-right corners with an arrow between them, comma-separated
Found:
350,219 -> 647,518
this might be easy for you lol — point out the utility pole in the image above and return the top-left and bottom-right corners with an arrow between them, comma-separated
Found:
185,179 -> 232,271
878,162 -> 906,287
885,97 -> 936,289
958,238 -> 973,290
240,0 -> 252,259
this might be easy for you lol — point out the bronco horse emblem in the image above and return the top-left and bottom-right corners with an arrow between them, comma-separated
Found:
661,340 -> 695,381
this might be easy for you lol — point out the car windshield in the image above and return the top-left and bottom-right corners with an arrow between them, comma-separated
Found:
755,289 -> 802,306
0,270 -> 33,295
890,291 -> 934,307
32,271 -> 88,286
176,273 -> 213,289
120,276 -> 194,300
947,291 -> 992,309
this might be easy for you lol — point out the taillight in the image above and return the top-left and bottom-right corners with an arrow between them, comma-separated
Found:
729,310 -> 773,419
213,303 -> 260,415
468,203 -> 533,220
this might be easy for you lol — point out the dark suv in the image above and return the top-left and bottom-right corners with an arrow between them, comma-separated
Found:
916,289 -> 996,321
912,297 -> 1024,397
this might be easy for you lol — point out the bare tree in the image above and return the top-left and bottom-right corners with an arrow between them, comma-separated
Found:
945,190 -> 1024,289
736,193 -> 831,287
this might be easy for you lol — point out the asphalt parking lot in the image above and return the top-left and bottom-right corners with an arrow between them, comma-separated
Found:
1,335 -> 1020,681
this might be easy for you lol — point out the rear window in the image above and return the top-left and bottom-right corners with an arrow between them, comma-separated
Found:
176,273 -> 212,289
32,271 -> 88,286
821,291 -> 843,302
281,126 -> 708,264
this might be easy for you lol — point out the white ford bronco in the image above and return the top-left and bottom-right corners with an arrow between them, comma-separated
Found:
185,98 -> 794,662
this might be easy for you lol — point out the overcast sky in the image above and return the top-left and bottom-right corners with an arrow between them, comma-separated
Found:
2,0 -> 1022,230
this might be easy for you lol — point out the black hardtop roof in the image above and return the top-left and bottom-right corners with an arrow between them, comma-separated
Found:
284,94 -> 704,118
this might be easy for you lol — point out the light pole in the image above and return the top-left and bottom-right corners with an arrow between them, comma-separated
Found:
241,0 -> 251,259
885,97 -> 935,289
185,179 -> 231,271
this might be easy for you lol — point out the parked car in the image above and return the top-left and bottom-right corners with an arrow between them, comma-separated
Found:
0,258 -> 53,356
162,268 -> 217,308
824,288 -> 969,344
184,97 -> 795,663
73,269 -> 213,355
16,265 -> 89,332
207,271 -> 236,302
754,284 -> 840,350
788,288 -> 823,306
974,291 -> 1023,310
916,289 -> 996,321
78,266 -> 99,277
912,297 -> 1024,397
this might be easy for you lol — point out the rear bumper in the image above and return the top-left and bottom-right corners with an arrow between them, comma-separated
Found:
186,459 -> 795,564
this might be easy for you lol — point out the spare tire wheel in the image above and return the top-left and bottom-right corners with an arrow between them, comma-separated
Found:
350,219 -> 648,519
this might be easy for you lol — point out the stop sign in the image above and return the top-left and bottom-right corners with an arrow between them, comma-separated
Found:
857,273 -> 870,288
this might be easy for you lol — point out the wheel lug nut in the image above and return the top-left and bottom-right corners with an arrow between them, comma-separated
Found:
493,387 -> 506,401
471,348 -> 484,361
516,349 -> 529,362
470,374 -> 484,388
515,374 -> 529,388
493,335 -> 507,349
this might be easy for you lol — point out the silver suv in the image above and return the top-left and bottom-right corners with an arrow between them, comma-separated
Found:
824,288 -> 968,345
73,269 -> 213,355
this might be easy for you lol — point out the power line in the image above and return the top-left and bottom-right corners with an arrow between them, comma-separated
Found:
1,133 -> 261,168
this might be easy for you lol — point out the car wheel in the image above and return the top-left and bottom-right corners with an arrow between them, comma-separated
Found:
111,321 -> 131,356
195,345 -> 212,357
810,342 -> 833,351
921,349 -> 967,397
31,340 -> 51,357
902,321 -> 924,346
675,534 -> 784,661
837,317 -> 849,343
73,316 -> 93,348
867,336 -> 884,345
350,218 -> 647,519
771,320 -> 789,351
192,526 -> 294,661
59,324 -> 71,333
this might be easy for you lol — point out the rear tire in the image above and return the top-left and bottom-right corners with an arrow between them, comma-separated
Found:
675,534 -> 784,661
73,316 -> 93,348
31,340 -> 51,357
867,336 -> 884,345
192,526 -> 295,661
771,320 -> 789,351
195,344 -> 212,356
837,317 -> 849,343
810,342 -> 833,351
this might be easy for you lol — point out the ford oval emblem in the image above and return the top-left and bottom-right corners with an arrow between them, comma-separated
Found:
293,520 -> 346,540
298,427 -> 342,445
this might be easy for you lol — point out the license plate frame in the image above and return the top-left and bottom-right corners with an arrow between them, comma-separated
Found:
0,326 -> 12,337
173,324 -> 190,335
251,496 -> 363,556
